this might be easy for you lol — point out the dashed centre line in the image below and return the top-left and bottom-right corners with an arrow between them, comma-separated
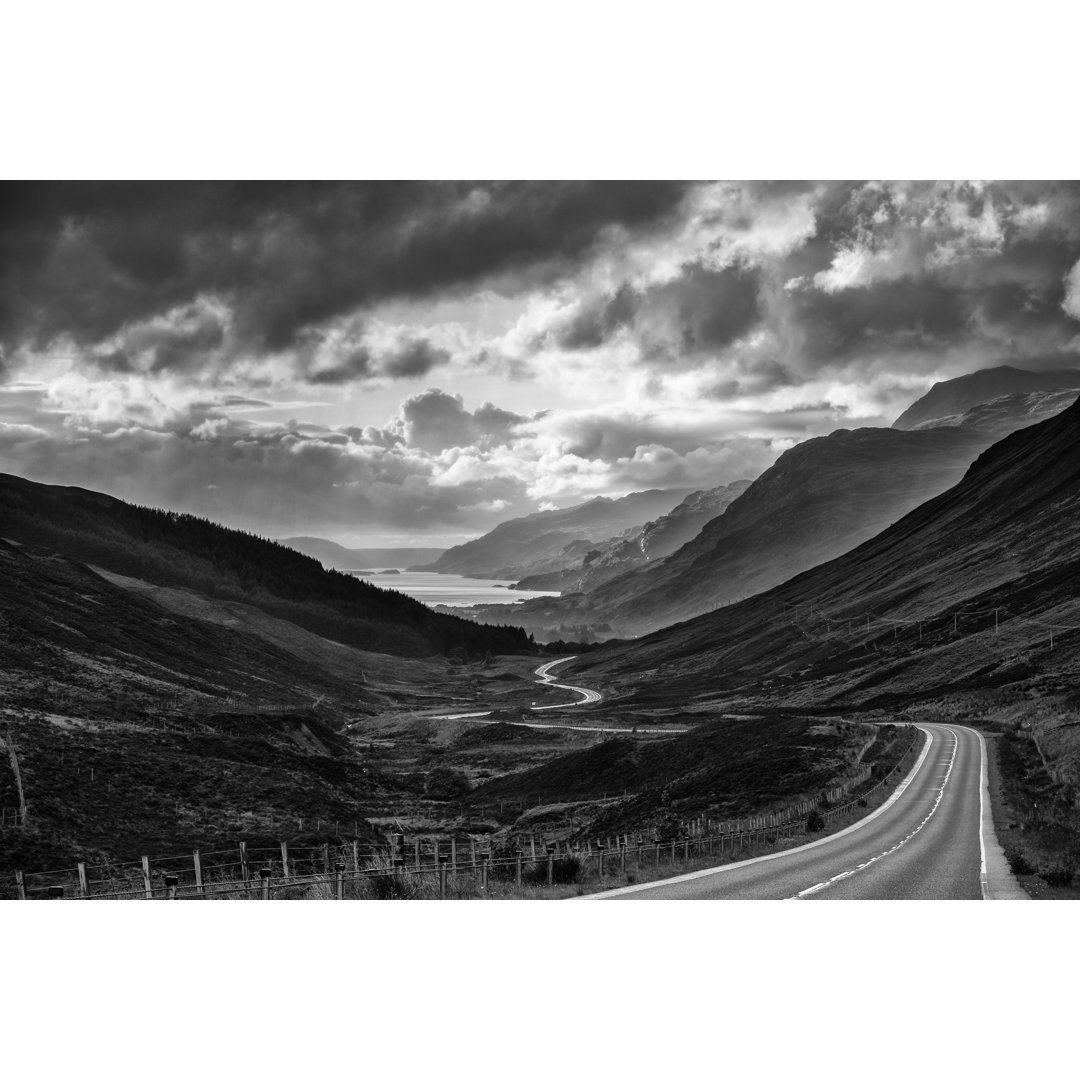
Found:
788,729 -> 959,899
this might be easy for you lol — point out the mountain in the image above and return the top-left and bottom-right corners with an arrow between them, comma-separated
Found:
0,472 -> 529,659
279,536 -> 445,570
577,395 -> 1080,710
514,480 -> 752,593
893,364 -> 1080,430
909,388 -> 1080,440
420,487 -> 694,579
0,533 -> 460,879
479,426 -> 994,639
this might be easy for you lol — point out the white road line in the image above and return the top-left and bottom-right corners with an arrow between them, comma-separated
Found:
972,727 -> 1030,900
978,727 -> 989,897
579,725 -> 936,899
787,729 -> 958,899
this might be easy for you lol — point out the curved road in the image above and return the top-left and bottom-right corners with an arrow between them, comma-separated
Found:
581,723 -> 1028,901
530,656 -> 603,708
432,656 -> 629,732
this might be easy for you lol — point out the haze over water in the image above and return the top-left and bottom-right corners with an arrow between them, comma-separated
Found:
346,569 -> 560,608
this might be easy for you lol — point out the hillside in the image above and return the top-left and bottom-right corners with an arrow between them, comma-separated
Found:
909,388 -> 1080,439
420,487 -> 692,579
575,396 -> 1080,710
474,426 -> 993,639
279,536 -> 445,570
893,364 -> 1080,429
515,480 -> 752,593
0,537 -> 445,878
0,472 -> 529,659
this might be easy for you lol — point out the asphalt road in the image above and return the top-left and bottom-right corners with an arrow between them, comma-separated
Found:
431,656 -> 622,730
582,723 -> 1028,901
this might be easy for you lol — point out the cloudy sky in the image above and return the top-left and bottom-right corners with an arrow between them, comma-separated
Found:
3,180 -> 1080,547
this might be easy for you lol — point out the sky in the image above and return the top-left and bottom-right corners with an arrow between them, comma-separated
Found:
3,179 -> 1080,547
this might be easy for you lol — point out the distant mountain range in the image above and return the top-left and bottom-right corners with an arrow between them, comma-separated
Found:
908,387 -> 1080,439
577,393 -> 1080,710
472,426 -> 995,639
448,364 -> 1080,641
514,480 -> 752,593
421,487 -> 693,579
280,536 -> 445,570
893,364 -> 1080,429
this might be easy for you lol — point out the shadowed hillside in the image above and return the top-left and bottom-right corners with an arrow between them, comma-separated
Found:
0,472 -> 530,659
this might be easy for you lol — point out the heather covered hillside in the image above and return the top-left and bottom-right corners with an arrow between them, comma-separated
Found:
0,473 -> 529,659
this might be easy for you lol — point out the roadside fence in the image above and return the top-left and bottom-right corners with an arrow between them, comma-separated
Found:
11,728 -> 923,899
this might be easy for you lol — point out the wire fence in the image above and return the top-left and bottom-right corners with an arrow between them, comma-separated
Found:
779,597 -> 1080,651
11,729 -> 922,900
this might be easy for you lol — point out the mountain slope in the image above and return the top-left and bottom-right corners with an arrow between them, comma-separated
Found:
578,395 -> 1080,708
909,387 -> 1080,439
279,536 -> 445,570
893,364 -> 1080,429
489,426 -> 994,638
421,487 -> 693,579
0,472 -> 528,659
515,479 -> 752,593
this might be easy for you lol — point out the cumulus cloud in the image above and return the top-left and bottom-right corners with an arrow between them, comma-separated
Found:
5,181 -> 1080,544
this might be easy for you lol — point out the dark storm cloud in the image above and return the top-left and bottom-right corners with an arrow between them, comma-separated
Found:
0,180 -> 693,361
544,265 -> 761,362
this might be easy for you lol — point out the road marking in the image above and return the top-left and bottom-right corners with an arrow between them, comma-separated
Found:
977,727 -> 988,898
971,727 -> 1030,900
787,729 -> 958,899
579,725 -> 936,899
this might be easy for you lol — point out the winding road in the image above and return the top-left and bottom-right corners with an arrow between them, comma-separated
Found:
429,656 -> 679,735
581,723 -> 1028,900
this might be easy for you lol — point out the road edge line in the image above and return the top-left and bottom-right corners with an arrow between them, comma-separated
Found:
575,725 -> 935,900
973,726 -> 1029,901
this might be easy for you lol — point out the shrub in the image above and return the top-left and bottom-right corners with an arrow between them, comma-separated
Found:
806,809 -> 826,833
523,856 -> 581,886
1005,849 -> 1034,876
425,766 -> 472,799
1039,864 -> 1075,888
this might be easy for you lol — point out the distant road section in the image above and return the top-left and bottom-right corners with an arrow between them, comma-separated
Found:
429,655 -> 640,734
530,656 -> 603,709
580,723 -> 1027,901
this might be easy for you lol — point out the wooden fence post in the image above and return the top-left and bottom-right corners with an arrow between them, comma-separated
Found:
515,849 -> 523,888
15,869 -> 26,900
322,843 -> 330,876
164,874 -> 178,900
450,837 -> 457,873
470,838 -> 477,868
48,885 -> 65,899
352,840 -> 360,873
596,842 -> 605,877
439,856 -> 448,899
78,862 -> 89,899
240,842 -> 249,886
530,836 -> 537,861
280,841 -> 290,881
547,845 -> 555,887
260,867 -> 272,899
414,837 -> 421,869
335,862 -> 345,900
141,855 -> 153,899
193,850 -> 204,896
480,852 -> 489,896
619,841 -> 626,874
